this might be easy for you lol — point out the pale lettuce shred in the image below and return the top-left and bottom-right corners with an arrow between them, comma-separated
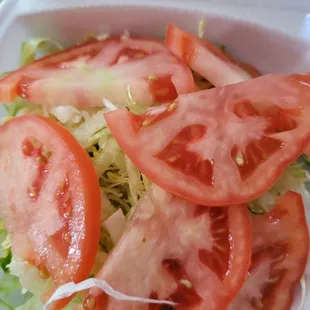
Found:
0,220 -> 6,244
297,275 -> 307,310
2,38 -> 63,117
0,234 -> 11,261
0,266 -> 29,310
103,208 -> 127,244
20,37 -> 63,65
9,253 -> 83,310
43,278 -> 177,310
126,84 -> 150,115
0,234 -> 29,309
198,20 -> 205,38
248,158 -> 310,214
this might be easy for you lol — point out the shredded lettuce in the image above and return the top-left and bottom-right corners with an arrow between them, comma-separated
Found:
297,275 -> 307,310
93,138 -> 121,176
0,224 -> 24,308
15,292 -> 83,310
70,109 -> 107,148
198,20 -> 205,38
126,84 -> 149,114
0,266 -> 29,309
0,241 -> 12,273
15,295 -> 44,310
0,72 -> 9,79
125,156 -> 145,206
43,278 -> 177,310
248,156 -> 310,215
3,97 -> 35,117
49,105 -> 82,125
0,224 -> 12,273
20,37 -> 63,66
103,208 -> 126,244
0,299 -> 13,310
1,37 -> 63,119
8,254 -> 52,296
0,220 -> 6,243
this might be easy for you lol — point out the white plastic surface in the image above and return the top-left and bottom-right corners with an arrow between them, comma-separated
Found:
0,0 -> 309,309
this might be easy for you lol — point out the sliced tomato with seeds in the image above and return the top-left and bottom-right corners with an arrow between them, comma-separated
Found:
105,73 -> 310,206
22,51 -> 194,108
0,115 -> 101,309
166,24 -> 260,87
0,36 -> 195,107
229,191 -> 309,310
167,24 -> 310,164
0,37 -> 165,103
84,186 -> 251,310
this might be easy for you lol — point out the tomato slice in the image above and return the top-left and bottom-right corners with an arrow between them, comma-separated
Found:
0,37 -> 165,102
21,51 -> 195,108
84,186 -> 251,310
0,115 -> 101,309
167,24 -> 310,168
166,24 -> 260,87
0,37 -> 195,107
229,191 -> 309,310
105,73 -> 310,206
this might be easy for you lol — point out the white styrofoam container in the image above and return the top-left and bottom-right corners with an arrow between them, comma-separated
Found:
0,0 -> 309,309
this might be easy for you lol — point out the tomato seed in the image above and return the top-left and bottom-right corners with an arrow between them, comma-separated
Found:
212,213 -> 226,222
83,296 -> 96,309
135,52 -> 145,58
142,118 -> 154,127
22,139 -> 35,157
28,186 -> 38,199
166,154 -> 181,163
64,192 -> 71,203
213,243 -> 226,252
148,75 -> 158,81
267,273 -> 281,284
63,232 -> 71,244
168,102 -> 177,112
39,266 -> 50,279
63,211 -> 71,220
180,279 -> 193,289
36,155 -> 47,165
59,180 -> 66,191
250,297 -> 263,309
235,153 -> 245,166
22,145 -> 31,156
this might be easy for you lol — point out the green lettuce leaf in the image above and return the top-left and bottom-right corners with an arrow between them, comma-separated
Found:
3,97 -> 32,117
0,299 -> 13,310
20,37 -> 63,66
15,294 -> 43,310
0,267 -> 29,309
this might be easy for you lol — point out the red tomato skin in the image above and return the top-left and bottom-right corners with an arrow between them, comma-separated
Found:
0,115 -> 102,310
165,24 -> 259,87
229,191 -> 309,310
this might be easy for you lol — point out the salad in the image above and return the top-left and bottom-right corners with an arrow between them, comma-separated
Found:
0,23 -> 309,310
